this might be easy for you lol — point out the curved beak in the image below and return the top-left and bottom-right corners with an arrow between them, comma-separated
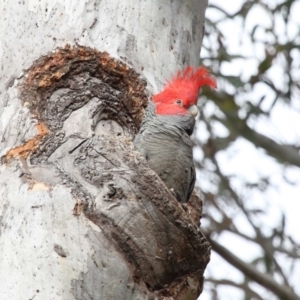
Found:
188,105 -> 198,118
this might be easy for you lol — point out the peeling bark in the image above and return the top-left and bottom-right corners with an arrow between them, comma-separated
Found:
0,1 -> 209,299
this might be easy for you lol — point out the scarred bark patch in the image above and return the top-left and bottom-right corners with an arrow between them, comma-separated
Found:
22,45 -> 148,126
5,122 -> 49,159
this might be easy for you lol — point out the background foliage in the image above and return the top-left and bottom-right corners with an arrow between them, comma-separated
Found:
197,0 -> 300,299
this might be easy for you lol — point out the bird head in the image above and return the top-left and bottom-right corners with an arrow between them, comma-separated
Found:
153,66 -> 216,117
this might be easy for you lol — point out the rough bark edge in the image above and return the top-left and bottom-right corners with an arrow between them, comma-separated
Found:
23,45 -> 148,126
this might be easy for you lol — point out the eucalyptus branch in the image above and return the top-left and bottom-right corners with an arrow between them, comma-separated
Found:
207,237 -> 300,300
212,112 -> 300,168
206,278 -> 265,300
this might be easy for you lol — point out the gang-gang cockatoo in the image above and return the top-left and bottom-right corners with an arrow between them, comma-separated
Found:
134,67 -> 216,202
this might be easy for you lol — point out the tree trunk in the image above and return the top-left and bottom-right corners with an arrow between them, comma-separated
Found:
0,1 -> 210,299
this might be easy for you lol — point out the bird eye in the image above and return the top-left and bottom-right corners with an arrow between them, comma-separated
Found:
176,99 -> 183,106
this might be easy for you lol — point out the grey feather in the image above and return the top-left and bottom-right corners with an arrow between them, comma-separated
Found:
134,102 -> 196,203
